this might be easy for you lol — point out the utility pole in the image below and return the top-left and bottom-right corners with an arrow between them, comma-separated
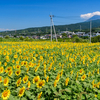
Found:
49,15 -> 58,42
90,20 -> 92,43
50,15 -> 53,41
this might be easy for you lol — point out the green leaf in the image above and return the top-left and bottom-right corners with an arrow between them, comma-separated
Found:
30,95 -> 36,100
65,88 -> 71,93
47,89 -> 51,95
31,84 -> 36,89
97,93 -> 100,99
25,91 -> 31,97
9,95 -> 14,100
40,98 -> 45,100
94,98 -> 98,100
14,97 -> 20,100
50,86 -> 56,92
21,97 -> 27,100
44,85 -> 48,88
61,95 -> 67,99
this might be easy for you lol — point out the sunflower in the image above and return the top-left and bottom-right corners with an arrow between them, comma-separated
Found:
14,54 -> 18,58
24,61 -> 27,66
21,61 -> 24,66
27,81 -> 31,88
4,62 -> 7,66
56,74 -> 60,82
70,70 -> 73,75
33,76 -> 40,84
0,76 -> 3,83
7,67 -> 12,72
16,65 -> 21,69
23,75 -> 28,83
2,89 -> 10,100
54,67 -> 56,71
16,78 -> 21,87
34,67 -> 38,72
65,77 -> 69,86
79,69 -> 84,75
97,68 -> 99,74
16,61 -> 19,65
37,92 -> 42,100
54,80 -> 58,87
37,80 -> 45,88
46,76 -> 49,82
81,74 -> 86,81
15,70 -> 21,76
12,60 -> 15,63
92,84 -> 97,88
4,77 -> 9,86
0,67 -> 4,74
8,70 -> 13,77
18,86 -> 25,97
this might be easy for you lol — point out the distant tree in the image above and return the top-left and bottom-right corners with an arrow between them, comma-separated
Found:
14,35 -> 17,37
24,36 -> 29,41
0,37 -> 3,41
91,35 -> 100,43
62,33 -> 67,38
19,36 -> 24,40
5,35 -> 9,39
72,35 -> 78,38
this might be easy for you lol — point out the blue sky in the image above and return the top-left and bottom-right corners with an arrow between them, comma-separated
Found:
0,0 -> 100,31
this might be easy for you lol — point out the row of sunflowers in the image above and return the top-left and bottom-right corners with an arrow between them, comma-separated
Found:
0,42 -> 100,100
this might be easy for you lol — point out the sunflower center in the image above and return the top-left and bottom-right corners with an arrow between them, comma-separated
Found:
24,78 -> 27,81
35,78 -> 38,82
17,71 -> 19,74
4,79 -> 7,84
19,89 -> 24,94
3,91 -> 8,97
39,82 -> 43,86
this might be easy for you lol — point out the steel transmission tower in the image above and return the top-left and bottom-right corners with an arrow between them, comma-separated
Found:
49,15 -> 58,42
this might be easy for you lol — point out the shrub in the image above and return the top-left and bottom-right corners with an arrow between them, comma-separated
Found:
91,35 -> 100,43
5,35 -> 9,39
73,36 -> 81,42
0,37 -> 3,41
24,37 -> 29,41
19,36 -> 24,41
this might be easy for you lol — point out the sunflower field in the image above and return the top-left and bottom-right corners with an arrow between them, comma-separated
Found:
0,42 -> 100,100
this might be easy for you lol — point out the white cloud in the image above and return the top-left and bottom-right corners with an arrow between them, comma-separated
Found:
80,11 -> 100,19
0,28 -> 15,31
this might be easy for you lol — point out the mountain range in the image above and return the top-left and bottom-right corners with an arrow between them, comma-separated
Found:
86,15 -> 100,21
1,15 -> 100,35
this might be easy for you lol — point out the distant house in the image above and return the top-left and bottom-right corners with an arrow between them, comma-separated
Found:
57,35 -> 62,38
61,31 -> 75,35
32,35 -> 40,39
0,35 -> 3,38
92,32 -> 100,37
96,32 -> 100,36
40,36 -> 47,39
75,32 -> 85,36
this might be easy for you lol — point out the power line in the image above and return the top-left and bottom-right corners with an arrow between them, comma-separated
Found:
54,15 -> 80,18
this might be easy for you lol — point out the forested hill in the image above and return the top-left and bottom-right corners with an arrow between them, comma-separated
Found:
1,19 -> 100,35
